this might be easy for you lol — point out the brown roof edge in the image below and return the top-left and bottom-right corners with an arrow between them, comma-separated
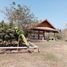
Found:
36,19 -> 56,29
32,27 -> 59,33
45,19 -> 56,29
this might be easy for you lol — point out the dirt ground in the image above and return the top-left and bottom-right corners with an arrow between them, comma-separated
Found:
0,40 -> 67,67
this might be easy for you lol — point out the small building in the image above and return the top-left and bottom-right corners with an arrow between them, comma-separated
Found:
29,19 -> 58,40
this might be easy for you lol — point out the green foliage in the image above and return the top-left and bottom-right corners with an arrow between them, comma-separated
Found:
23,31 -> 28,37
0,25 -> 24,41
1,2 -> 39,38
55,31 -> 63,40
0,20 -> 27,47
55,34 -> 62,40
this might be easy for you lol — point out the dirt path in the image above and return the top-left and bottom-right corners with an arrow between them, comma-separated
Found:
0,40 -> 67,67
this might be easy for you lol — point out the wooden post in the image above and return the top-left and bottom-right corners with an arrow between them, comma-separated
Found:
38,31 -> 40,39
43,31 -> 45,40
33,30 -> 35,39
54,32 -> 56,40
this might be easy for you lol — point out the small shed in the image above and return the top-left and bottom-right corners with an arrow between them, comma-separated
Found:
29,19 -> 58,40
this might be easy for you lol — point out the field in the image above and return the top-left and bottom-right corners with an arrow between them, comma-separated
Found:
0,40 -> 67,67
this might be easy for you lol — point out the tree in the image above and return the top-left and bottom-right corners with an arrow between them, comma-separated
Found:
3,2 -> 37,30
0,20 -> 4,28
0,20 -> 9,29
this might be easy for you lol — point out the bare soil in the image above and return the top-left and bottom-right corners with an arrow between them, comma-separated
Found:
0,40 -> 67,67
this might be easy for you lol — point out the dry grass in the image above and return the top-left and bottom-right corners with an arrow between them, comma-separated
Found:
0,40 -> 67,67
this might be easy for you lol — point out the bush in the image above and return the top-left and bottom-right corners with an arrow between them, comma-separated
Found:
55,34 -> 62,40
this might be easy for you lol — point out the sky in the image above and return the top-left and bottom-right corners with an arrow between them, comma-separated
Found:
0,0 -> 67,29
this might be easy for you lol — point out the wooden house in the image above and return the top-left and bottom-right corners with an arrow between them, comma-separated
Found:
29,19 -> 58,40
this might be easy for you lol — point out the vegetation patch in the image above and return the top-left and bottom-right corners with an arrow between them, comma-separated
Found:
42,52 -> 58,62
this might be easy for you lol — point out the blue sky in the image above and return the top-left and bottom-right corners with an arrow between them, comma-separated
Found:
0,0 -> 67,29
